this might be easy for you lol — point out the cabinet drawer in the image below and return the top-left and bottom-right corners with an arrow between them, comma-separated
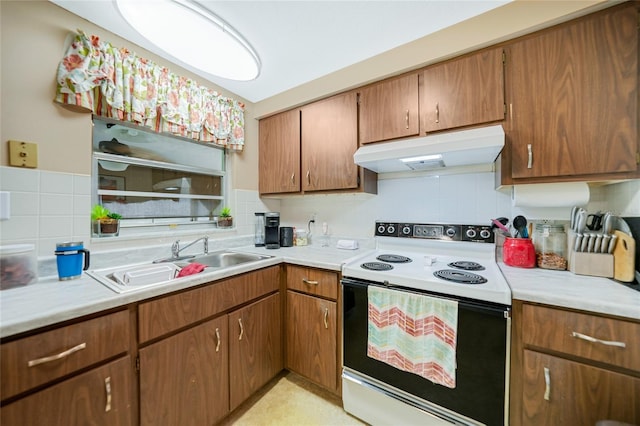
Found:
522,304 -> 640,372
286,265 -> 338,300
1,310 -> 130,400
139,266 -> 280,343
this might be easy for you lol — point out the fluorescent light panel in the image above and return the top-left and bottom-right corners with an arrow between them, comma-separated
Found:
400,154 -> 443,163
115,0 -> 260,81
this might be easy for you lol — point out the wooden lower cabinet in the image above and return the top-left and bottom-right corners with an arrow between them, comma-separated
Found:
522,350 -> 640,425
139,316 -> 229,425
1,356 -> 132,426
228,293 -> 283,411
511,300 -> 640,426
286,290 -> 337,392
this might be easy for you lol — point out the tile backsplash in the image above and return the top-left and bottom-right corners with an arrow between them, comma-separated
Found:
1,165 -> 638,259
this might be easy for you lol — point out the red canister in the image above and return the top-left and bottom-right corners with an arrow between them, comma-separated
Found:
502,237 -> 536,268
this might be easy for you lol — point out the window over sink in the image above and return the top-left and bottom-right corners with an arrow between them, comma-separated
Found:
92,117 -> 228,235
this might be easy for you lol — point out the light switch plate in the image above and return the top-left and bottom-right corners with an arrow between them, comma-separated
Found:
9,140 -> 38,168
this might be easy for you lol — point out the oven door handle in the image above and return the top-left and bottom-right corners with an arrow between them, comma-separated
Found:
341,278 -> 511,318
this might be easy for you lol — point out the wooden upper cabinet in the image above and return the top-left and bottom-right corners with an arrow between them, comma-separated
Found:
421,47 -> 505,133
301,92 -> 359,191
507,3 -> 638,180
359,73 -> 420,144
259,109 -> 301,194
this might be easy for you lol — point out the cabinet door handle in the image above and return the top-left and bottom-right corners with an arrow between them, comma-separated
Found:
435,103 -> 439,123
215,327 -> 221,352
306,170 -> 311,186
302,278 -> 319,285
405,109 -> 410,129
104,376 -> 112,412
543,367 -> 550,401
290,173 -> 295,186
238,318 -> 244,341
27,342 -> 87,367
527,144 -> 533,169
323,307 -> 329,329
571,331 -> 626,348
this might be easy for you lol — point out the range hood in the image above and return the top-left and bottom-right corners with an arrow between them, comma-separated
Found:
353,124 -> 505,173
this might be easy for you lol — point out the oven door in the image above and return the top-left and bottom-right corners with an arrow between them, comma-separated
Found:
342,278 -> 510,426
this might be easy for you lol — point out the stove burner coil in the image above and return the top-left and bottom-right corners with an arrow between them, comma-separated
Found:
361,262 -> 394,271
433,269 -> 487,284
448,261 -> 485,271
376,254 -> 412,263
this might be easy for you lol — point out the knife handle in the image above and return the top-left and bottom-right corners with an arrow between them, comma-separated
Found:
574,234 -> 583,252
607,235 -> 617,254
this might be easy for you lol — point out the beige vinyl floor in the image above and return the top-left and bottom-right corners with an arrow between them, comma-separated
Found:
220,372 -> 367,426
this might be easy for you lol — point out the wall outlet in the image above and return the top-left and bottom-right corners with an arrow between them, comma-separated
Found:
9,140 -> 38,168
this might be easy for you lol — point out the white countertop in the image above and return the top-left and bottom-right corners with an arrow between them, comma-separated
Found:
499,262 -> 640,320
0,243 -> 369,339
2,241 -> 638,340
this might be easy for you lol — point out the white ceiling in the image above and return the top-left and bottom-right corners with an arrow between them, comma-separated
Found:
50,0 -> 510,103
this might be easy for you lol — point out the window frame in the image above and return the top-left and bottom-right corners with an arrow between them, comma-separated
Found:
91,117 -> 228,234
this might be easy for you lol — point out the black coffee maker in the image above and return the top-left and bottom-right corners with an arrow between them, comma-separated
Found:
265,212 -> 280,249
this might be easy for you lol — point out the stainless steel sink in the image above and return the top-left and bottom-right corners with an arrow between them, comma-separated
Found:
87,250 -> 273,293
184,251 -> 273,268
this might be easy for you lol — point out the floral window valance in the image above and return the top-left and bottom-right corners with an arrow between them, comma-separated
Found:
54,30 -> 245,150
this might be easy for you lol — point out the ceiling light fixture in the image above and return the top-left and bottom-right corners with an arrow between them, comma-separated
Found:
115,0 -> 261,81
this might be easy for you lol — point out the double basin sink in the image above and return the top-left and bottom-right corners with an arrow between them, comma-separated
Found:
87,250 -> 274,294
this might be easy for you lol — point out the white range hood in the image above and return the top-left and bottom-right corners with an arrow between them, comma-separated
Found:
353,124 -> 505,173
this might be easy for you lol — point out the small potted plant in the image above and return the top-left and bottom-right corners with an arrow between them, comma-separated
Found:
91,204 -> 122,236
217,206 -> 233,228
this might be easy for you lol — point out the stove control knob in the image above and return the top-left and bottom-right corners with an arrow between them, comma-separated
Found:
445,227 -> 456,238
377,224 -> 386,235
480,229 -> 491,239
466,228 -> 477,239
387,225 -> 395,235
402,225 -> 412,236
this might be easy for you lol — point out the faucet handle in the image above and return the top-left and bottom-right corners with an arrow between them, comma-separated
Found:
171,240 -> 180,257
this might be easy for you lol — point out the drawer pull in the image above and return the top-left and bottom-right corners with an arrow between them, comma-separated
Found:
238,318 -> 244,341
543,367 -> 550,401
27,342 -> 87,367
302,278 -> 319,286
215,327 -> 221,352
104,376 -> 112,412
571,331 -> 626,348
323,307 -> 329,329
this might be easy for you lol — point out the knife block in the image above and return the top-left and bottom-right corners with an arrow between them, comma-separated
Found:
567,231 -> 614,278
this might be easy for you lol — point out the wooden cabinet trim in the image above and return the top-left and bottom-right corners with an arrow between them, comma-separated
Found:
1,310 -> 130,401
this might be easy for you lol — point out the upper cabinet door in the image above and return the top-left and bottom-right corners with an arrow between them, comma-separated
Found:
421,47 -> 505,133
508,4 -> 638,179
359,73 -> 420,144
301,92 -> 359,191
259,109 -> 301,194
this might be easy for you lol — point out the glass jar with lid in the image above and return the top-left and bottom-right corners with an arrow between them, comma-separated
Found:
533,223 -> 567,270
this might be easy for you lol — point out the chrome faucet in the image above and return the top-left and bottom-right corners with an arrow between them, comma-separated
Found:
171,236 -> 209,259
